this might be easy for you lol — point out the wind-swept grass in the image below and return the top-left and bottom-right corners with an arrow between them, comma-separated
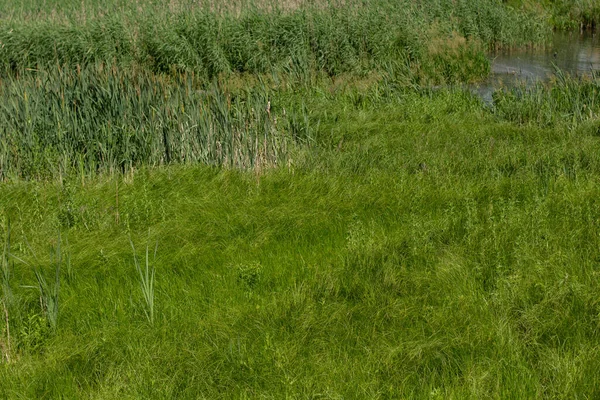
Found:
1,0 -> 599,397
2,89 -> 600,397
15,232 -> 64,332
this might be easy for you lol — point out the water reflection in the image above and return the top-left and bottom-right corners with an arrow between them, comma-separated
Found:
473,31 -> 600,104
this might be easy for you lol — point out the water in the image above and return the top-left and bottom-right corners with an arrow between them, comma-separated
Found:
473,31 -> 600,104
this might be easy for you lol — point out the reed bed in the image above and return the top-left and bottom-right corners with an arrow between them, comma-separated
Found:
0,0 -> 554,180
0,0 -> 549,77
0,0 -> 553,180
493,70 -> 600,126
0,66 -> 311,180
545,0 -> 600,30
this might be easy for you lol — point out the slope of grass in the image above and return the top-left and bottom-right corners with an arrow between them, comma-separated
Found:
2,91 -> 600,398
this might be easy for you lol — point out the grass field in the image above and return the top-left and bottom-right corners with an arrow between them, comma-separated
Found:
1,0 -> 600,398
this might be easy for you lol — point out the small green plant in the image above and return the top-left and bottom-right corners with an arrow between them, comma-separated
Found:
236,263 -> 262,290
34,233 -> 63,332
17,231 -> 63,333
130,239 -> 157,325
32,268 -> 60,333
18,313 -> 49,353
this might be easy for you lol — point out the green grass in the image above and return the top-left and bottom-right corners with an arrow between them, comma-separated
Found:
0,67 -> 314,180
4,0 -> 553,180
0,0 -> 548,78
8,59 -> 598,181
541,0 -> 600,30
2,90 -> 600,398
493,70 -> 600,127
507,0 -> 600,30
1,0 -> 600,397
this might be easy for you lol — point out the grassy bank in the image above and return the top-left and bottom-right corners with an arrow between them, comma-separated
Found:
2,91 -> 600,397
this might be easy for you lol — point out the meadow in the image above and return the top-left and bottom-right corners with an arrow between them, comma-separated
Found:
1,0 -> 600,398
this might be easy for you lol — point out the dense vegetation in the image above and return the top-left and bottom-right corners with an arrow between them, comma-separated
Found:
507,0 -> 600,29
0,0 -> 547,77
1,0 -> 600,398
0,68 -> 313,179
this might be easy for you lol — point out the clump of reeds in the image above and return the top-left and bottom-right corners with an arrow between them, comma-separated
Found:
0,66 -> 310,180
130,239 -> 156,325
0,0 -> 553,180
493,69 -> 600,126
0,0 -> 549,78
546,0 -> 600,30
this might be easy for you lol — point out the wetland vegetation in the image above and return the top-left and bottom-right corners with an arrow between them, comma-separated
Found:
1,0 -> 600,398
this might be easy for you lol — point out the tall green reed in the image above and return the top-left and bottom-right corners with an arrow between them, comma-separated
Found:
0,0 -> 552,181
130,239 -> 156,325
545,0 -> 600,30
33,233 -> 62,332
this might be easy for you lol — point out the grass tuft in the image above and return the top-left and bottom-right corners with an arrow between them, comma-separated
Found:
130,238 -> 156,325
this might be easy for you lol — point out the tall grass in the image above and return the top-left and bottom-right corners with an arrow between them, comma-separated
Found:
130,239 -> 156,325
546,0 -> 600,30
17,232 -> 64,332
0,0 -> 549,77
0,66 -> 310,180
2,1 -> 600,396
0,0 -> 554,181
4,63 -> 599,180
32,264 -> 60,332
0,227 -> 72,362
507,0 -> 600,30
493,70 -> 600,126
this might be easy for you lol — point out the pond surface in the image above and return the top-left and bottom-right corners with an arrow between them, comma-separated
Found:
473,31 -> 600,104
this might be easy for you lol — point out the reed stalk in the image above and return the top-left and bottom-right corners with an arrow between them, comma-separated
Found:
130,239 -> 156,325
